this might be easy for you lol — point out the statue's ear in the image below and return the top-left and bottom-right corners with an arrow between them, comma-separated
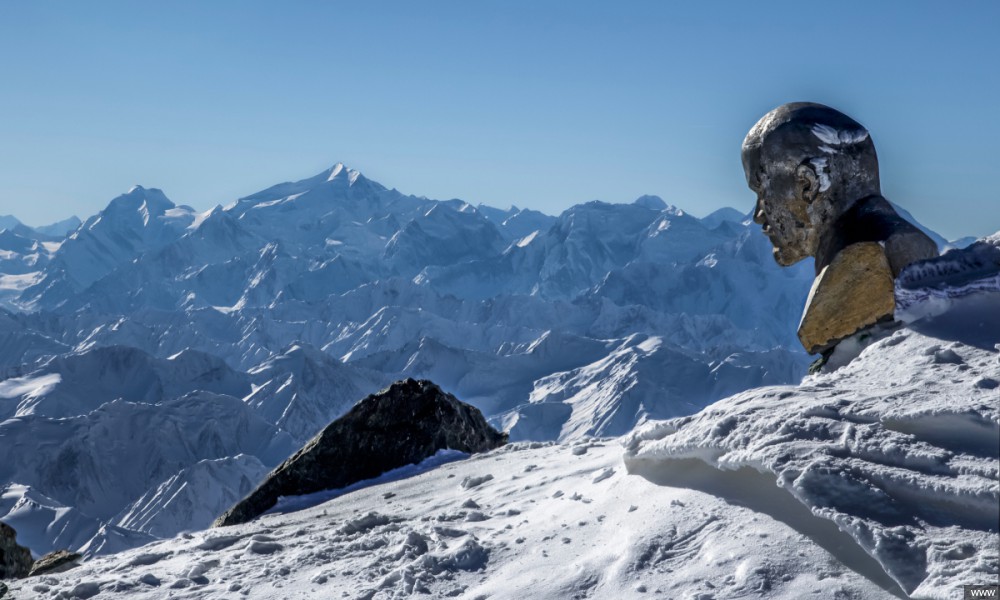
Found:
795,163 -> 820,204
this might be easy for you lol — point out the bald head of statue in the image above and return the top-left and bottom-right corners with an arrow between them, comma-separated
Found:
742,102 -> 881,266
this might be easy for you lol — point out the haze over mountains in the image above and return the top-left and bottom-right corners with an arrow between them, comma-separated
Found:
0,163 -> 948,559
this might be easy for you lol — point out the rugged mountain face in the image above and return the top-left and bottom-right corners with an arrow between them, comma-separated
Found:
115,455 -> 270,538
0,391 -> 294,522
243,343 -> 386,443
0,345 -> 250,420
0,221 -> 69,311
215,379 -> 507,527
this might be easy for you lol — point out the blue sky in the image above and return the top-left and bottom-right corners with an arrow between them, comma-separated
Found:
0,1 -> 996,239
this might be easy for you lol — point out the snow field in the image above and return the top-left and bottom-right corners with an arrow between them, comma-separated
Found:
9,441 -> 899,599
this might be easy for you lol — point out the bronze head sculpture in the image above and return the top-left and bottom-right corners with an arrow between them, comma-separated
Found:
742,102 -> 938,354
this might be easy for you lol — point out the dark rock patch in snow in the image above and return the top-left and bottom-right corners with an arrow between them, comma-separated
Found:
28,550 -> 81,577
215,379 -> 506,526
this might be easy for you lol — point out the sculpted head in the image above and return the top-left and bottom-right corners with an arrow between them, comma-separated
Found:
742,103 -> 881,265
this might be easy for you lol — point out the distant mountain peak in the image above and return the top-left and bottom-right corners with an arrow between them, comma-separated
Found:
108,186 -> 175,214
0,214 -> 24,232
35,216 -> 82,238
326,162 -> 362,186
633,195 -> 668,210
700,207 -> 748,230
230,163 -> 376,214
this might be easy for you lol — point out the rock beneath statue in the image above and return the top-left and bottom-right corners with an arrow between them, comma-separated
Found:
214,379 -> 508,527
28,550 -> 82,578
798,241 -> 896,354
0,523 -> 33,580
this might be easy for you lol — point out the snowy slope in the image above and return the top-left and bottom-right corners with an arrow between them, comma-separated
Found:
114,455 -> 271,539
505,334 -> 805,441
0,483 -> 156,560
8,441 -> 904,600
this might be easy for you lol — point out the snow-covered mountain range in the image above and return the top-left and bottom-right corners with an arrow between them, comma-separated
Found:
0,163 -> 970,565
7,260 -> 997,598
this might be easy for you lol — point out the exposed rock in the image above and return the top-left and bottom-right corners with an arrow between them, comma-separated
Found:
215,379 -> 507,527
798,241 -> 895,354
0,522 -> 32,580
28,550 -> 82,577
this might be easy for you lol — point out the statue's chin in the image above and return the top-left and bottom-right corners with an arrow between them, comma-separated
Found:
772,246 -> 806,266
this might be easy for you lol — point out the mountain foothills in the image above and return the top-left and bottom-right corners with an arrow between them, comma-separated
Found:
0,162 -> 992,596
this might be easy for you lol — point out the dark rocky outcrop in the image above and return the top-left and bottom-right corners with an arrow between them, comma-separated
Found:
0,523 -> 32,580
28,550 -> 82,577
215,379 -> 507,527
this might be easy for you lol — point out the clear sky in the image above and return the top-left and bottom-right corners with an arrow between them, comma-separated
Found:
0,1 -> 996,239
